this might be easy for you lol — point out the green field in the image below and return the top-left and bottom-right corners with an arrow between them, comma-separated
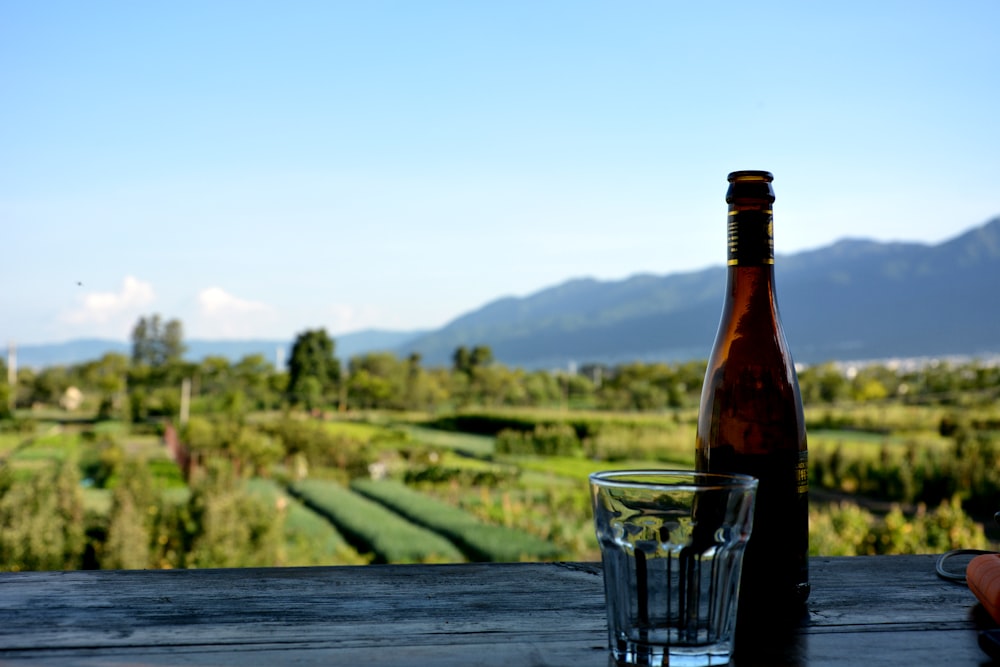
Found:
244,478 -> 367,566
1,394 -> 997,572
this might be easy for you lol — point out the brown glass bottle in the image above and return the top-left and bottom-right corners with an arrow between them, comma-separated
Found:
695,170 -> 810,623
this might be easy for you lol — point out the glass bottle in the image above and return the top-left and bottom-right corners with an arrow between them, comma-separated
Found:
695,170 -> 810,623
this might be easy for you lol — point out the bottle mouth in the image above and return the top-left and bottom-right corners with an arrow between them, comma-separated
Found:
726,170 -> 775,204
728,170 -> 773,183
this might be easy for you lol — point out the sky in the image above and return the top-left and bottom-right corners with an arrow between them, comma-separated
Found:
3,1 -> 998,345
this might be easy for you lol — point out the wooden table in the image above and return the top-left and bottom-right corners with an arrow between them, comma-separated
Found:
0,555 -> 994,666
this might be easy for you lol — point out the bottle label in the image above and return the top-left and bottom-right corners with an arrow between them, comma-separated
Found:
796,449 -> 809,495
728,208 -> 774,266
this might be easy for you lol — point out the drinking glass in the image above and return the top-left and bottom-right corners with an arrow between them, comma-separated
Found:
590,470 -> 758,666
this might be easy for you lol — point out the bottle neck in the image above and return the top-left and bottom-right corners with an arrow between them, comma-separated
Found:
725,204 -> 777,313
727,204 -> 774,268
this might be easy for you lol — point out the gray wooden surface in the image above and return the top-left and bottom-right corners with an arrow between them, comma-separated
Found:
0,555 -> 993,666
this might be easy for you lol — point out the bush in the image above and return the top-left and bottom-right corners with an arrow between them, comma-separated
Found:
582,424 -> 694,464
495,423 -> 581,457
184,462 -> 284,568
810,430 -> 1000,517
404,464 -> 519,486
0,459 -> 86,571
265,417 -> 373,477
809,496 -> 991,556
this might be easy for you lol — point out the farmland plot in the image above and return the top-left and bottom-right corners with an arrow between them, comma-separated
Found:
351,478 -> 562,562
289,478 -> 464,564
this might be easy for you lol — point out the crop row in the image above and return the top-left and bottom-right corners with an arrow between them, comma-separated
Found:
350,478 -> 562,562
288,479 -> 464,564
243,478 -> 368,566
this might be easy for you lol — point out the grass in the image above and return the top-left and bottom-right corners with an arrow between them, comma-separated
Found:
147,459 -> 187,488
321,419 -> 387,442
8,430 -> 81,463
83,487 -> 112,515
0,433 -> 29,456
397,424 -> 495,457
511,455 -> 692,483
809,428 -> 953,463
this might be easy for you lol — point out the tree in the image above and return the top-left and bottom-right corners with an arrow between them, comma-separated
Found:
131,314 -> 186,368
103,459 -> 156,570
451,345 -> 495,406
348,352 -> 406,409
799,362 -> 849,404
196,356 -> 232,397
452,345 -> 493,376
286,329 -> 341,409
452,346 -> 472,376
233,354 -> 278,409
79,353 -> 129,420
469,345 -> 494,369
28,365 -> 72,407
184,462 -> 283,568
0,459 -> 85,571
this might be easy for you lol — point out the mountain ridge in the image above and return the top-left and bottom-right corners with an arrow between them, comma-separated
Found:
9,217 -> 1000,370
398,216 -> 1000,367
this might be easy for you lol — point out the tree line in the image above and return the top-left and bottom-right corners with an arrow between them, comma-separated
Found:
3,314 -> 999,422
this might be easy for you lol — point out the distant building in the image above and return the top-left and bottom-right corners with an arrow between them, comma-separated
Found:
60,386 -> 84,411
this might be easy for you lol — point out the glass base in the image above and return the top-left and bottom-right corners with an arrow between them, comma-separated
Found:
612,639 -> 734,666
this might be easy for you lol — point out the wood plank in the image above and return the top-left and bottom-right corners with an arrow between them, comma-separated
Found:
0,563 -> 607,651
0,556 -> 993,666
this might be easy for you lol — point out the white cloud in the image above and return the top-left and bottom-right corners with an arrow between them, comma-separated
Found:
198,287 -> 269,315
195,287 -> 275,338
61,276 -> 156,336
327,303 -> 386,334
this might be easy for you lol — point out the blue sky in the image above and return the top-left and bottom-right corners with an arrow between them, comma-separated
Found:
3,1 -> 998,345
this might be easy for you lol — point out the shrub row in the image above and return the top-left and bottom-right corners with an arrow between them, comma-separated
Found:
811,435 -> 1000,515
288,479 -> 464,564
495,423 -> 581,457
403,464 -> 519,487
809,496 -> 991,556
493,421 -> 694,464
350,478 -> 562,562
428,409 -> 685,440
243,478 -> 368,566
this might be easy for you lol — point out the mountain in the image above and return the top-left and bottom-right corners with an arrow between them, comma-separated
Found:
397,216 -> 1000,367
8,339 -> 131,369
13,218 -> 1000,371
10,329 -> 424,370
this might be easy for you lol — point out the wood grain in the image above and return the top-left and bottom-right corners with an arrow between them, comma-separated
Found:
0,556 -> 992,666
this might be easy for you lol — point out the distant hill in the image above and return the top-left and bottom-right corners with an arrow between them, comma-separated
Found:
10,329 -> 424,370
397,216 -> 1000,368
12,217 -> 1000,371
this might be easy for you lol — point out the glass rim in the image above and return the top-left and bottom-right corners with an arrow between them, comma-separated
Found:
588,469 -> 758,491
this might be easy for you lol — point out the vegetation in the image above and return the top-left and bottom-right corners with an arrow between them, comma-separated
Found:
289,478 -> 465,564
0,313 -> 997,571
243,478 -> 368,566
351,478 -> 562,562
287,329 -> 341,410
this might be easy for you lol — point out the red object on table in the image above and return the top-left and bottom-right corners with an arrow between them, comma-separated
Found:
967,553 -> 1000,624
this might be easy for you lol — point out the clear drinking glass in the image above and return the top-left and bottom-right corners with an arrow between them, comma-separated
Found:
590,470 -> 758,667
